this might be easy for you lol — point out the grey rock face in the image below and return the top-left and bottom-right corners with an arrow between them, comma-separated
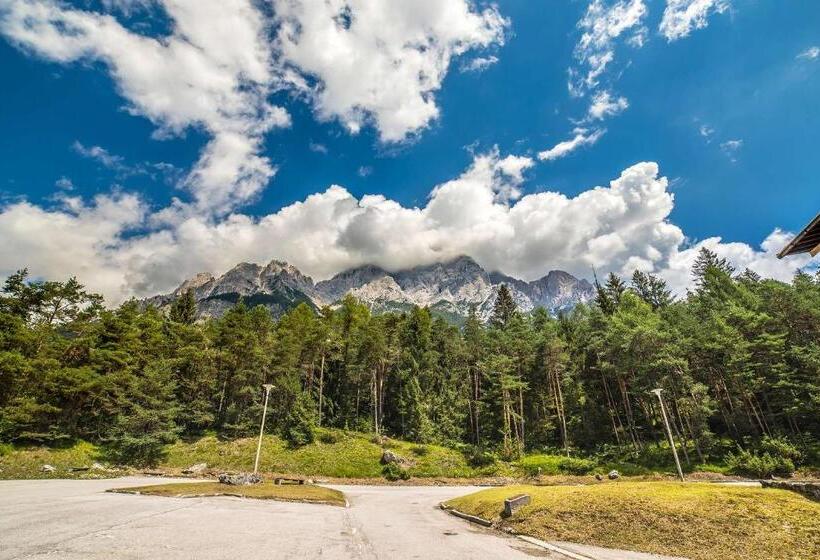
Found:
146,255 -> 595,323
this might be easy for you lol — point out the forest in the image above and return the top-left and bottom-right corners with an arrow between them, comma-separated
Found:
1,248 -> 818,475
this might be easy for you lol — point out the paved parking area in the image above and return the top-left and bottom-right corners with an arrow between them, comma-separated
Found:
0,478 -> 554,559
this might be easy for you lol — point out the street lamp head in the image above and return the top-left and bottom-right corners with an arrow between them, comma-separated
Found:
650,388 -> 663,396
262,383 -> 274,391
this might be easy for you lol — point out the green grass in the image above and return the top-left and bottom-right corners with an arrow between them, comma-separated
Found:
0,440 -> 116,479
109,481 -> 346,506
445,482 -> 820,560
163,429 -> 508,479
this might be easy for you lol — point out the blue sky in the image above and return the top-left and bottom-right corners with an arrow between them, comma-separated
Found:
0,0 -> 817,301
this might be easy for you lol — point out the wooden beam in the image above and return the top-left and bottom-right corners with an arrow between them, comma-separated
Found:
811,243 -> 820,257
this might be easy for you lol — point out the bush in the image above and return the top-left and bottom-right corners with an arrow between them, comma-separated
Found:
382,462 -> 410,481
558,457 -> 598,475
318,431 -> 340,444
760,436 -> 803,467
0,442 -> 12,457
465,446 -> 497,468
726,449 -> 794,478
281,394 -> 316,448
409,445 -> 429,457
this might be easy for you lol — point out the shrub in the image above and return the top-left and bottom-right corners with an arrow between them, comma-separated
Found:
465,446 -> 497,468
558,457 -> 598,475
318,431 -> 340,444
0,442 -> 12,457
760,436 -> 803,467
382,462 -> 410,481
726,449 -> 794,478
409,445 -> 429,457
281,394 -> 316,448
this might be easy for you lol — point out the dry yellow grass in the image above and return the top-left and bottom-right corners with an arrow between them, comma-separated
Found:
109,481 -> 346,506
445,482 -> 820,560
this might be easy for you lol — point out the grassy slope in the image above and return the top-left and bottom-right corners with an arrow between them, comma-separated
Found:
0,429 -> 513,480
110,481 -> 346,506
163,429 -> 510,478
445,482 -> 820,560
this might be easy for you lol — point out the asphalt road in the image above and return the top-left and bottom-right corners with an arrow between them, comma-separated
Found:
0,477 -> 555,559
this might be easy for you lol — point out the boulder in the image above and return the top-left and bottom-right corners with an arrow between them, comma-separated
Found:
218,472 -> 262,486
595,473 -> 603,481
182,463 -> 208,475
41,464 -> 56,473
90,462 -> 107,471
381,450 -> 409,465
608,470 -> 620,480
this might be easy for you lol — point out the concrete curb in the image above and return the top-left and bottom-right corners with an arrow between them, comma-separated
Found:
439,503 -> 594,559
439,503 -> 492,527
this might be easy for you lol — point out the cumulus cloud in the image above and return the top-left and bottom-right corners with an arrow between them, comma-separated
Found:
587,90 -> 629,120
2,153 -> 809,304
538,128 -> 606,161
659,0 -> 730,41
1,0 -> 509,214
274,0 -> 508,142
0,0 -> 288,214
797,46 -> 820,61
571,0 -> 647,94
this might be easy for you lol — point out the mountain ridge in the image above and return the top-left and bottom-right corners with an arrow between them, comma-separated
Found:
145,256 -> 595,322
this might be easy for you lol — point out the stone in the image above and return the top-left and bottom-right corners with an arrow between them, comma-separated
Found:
90,462 -> 107,471
762,480 -> 820,501
182,463 -> 208,475
503,494 -> 531,517
608,470 -> 620,480
595,473 -> 603,481
381,450 -> 403,465
218,472 -> 262,486
41,464 -> 56,473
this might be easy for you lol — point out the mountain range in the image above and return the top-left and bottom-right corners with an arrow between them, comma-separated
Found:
144,256 -> 595,322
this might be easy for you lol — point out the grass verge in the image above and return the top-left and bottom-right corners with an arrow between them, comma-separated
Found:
444,482 -> 820,560
109,481 -> 346,506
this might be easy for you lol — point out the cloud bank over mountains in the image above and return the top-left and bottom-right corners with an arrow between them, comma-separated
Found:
0,152 -> 808,304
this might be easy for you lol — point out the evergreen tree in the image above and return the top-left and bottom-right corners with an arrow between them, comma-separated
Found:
169,289 -> 197,324
490,284 -> 517,328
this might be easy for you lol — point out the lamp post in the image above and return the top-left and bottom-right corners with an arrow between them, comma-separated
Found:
254,383 -> 275,474
651,388 -> 685,482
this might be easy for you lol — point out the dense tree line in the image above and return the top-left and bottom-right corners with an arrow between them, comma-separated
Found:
1,249 -> 818,467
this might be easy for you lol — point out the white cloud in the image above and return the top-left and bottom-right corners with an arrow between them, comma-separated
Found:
73,141 -> 124,169
4,153 -> 808,305
797,46 -> 820,61
587,90 -> 629,120
720,138 -> 743,162
274,0 -> 508,142
461,55 -> 499,73
538,128 -> 606,161
699,124 -> 715,140
309,142 -> 329,154
357,166 -> 373,178
571,0 -> 648,93
0,0 -> 288,214
659,0 -> 730,41
54,177 -> 74,191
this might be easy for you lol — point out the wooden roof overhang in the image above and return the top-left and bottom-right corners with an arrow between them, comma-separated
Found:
778,212 -> 820,258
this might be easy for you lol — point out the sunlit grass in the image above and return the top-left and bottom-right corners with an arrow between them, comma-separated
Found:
445,482 -> 820,560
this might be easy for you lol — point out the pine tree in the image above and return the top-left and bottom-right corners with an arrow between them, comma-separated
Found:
490,284 -> 517,328
631,270 -> 673,310
169,289 -> 197,324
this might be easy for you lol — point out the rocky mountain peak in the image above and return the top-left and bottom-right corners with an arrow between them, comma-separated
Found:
148,255 -> 595,322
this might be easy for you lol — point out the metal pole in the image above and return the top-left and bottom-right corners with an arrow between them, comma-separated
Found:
254,384 -> 274,474
651,388 -> 685,482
